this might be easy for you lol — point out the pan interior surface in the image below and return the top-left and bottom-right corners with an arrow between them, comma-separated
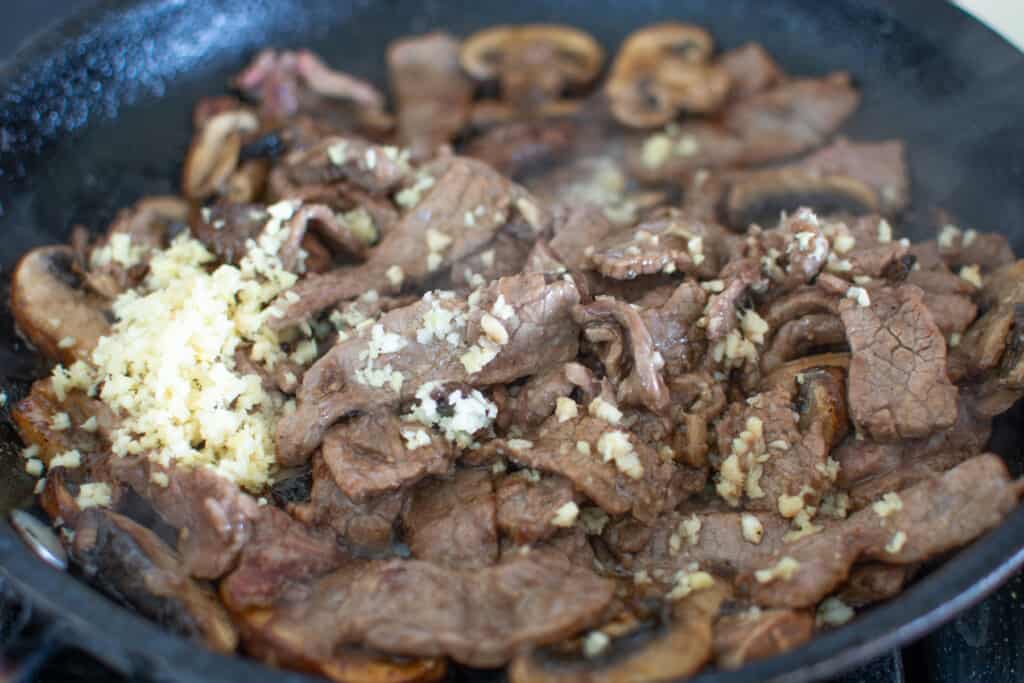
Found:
1,1 -> 1024,682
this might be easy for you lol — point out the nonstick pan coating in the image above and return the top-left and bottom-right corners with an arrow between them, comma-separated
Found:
1,1 -> 1024,681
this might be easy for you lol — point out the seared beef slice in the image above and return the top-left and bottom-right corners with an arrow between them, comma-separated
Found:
841,284 -> 958,440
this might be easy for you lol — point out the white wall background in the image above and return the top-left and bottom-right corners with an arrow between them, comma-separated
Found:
955,0 -> 1024,50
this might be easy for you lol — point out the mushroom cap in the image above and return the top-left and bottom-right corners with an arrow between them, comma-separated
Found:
182,108 -> 260,200
606,22 -> 732,128
727,170 -> 880,230
10,245 -> 111,364
461,24 -> 604,81
461,24 -> 604,105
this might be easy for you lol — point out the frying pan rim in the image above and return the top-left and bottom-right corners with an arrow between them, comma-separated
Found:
1,0 -> 1023,681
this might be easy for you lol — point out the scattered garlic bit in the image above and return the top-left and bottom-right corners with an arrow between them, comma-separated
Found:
354,324 -> 407,391
480,249 -> 496,268
633,569 -> 652,585
425,228 -> 452,253
326,141 -> 349,165
741,513 -> 764,544
754,556 -> 801,584
50,412 -> 71,431
784,508 -> 822,542
740,309 -> 769,345
777,492 -> 805,519
833,232 -> 856,255
949,332 -> 962,348
580,506 -> 609,535
877,219 -> 893,243
815,457 -> 840,482
963,228 -> 978,246
405,382 -> 497,448
687,236 -> 705,265
845,286 -> 871,308
150,471 -> 170,487
701,279 -> 725,293
402,428 -> 432,450
670,515 -> 702,554
641,133 -> 672,168
576,440 -> 592,455
459,336 -> 500,374
56,335 -> 76,350
886,530 -> 908,554
551,501 -> 580,528
815,491 -> 847,518
508,439 -> 534,452
717,416 -> 767,505
21,444 -> 40,460
480,313 -> 509,345
582,631 -> 611,658
555,396 -> 579,423
938,224 -> 961,248
872,492 -> 903,518
33,478 -> 46,495
596,431 -> 644,479
50,450 -> 82,469
676,134 -> 700,157
24,458 -> 44,477
515,197 -> 543,231
667,565 -> 715,600
588,397 -> 623,425
959,264 -> 983,288
76,482 -> 112,510
491,295 -> 515,321
817,596 -> 855,627
395,173 -> 435,208
385,265 -> 405,288
426,252 -> 443,272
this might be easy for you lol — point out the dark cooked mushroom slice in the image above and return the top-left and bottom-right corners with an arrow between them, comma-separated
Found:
234,608 -> 448,683
761,314 -> 847,374
761,352 -> 850,391
727,171 -> 879,230
606,23 -> 731,128
509,581 -> 730,683
11,246 -> 111,364
461,24 -> 604,113
182,109 -> 260,200
795,367 -> 850,451
72,509 -> 238,653
713,608 -> 814,669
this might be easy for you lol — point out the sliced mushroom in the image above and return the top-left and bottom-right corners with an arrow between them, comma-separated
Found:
234,608 -> 447,683
761,352 -> 850,391
11,246 -> 110,364
72,509 -> 238,653
727,171 -> 879,230
509,580 -> 730,683
182,109 -> 260,200
796,366 -> 850,451
761,313 -> 847,374
606,23 -> 731,128
713,608 -> 814,669
226,159 -> 271,203
461,24 -> 604,114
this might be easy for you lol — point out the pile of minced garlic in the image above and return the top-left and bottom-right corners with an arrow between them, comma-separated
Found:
53,201 -> 304,491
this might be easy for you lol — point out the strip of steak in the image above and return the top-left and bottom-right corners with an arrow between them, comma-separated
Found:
737,454 -> 1018,607
277,273 -> 580,463
402,469 -> 498,568
322,410 -> 454,502
253,550 -> 615,667
840,284 -> 958,440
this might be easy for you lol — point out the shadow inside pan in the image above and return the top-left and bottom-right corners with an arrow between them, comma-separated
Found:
1,1 -> 1024,681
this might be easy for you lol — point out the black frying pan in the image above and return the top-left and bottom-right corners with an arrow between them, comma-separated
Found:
2,1 -> 1024,681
